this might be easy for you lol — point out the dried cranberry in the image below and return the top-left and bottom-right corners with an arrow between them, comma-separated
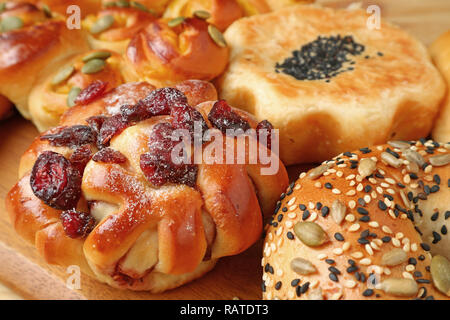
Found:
92,147 -> 127,164
97,114 -> 128,147
171,103 -> 208,142
86,115 -> 107,134
30,151 -> 82,210
208,100 -> 250,134
40,125 -> 96,148
60,209 -> 96,238
140,123 -> 197,187
256,120 -> 274,150
70,145 -> 92,174
74,80 -> 109,106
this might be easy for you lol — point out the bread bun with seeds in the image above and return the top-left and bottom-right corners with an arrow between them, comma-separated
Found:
218,5 -> 446,165
262,140 -> 450,300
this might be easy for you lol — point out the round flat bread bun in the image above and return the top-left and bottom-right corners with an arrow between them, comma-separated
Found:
217,4 -> 446,165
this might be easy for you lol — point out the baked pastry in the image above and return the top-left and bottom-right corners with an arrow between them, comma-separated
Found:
263,0 -> 314,11
262,140 -> 450,300
6,80 -> 289,292
123,17 -> 229,87
163,0 -> 243,31
218,5 -> 446,165
0,2 -> 90,119
0,94 -> 14,120
83,4 -> 156,54
430,30 -> 450,143
102,0 -> 171,16
28,49 -> 125,132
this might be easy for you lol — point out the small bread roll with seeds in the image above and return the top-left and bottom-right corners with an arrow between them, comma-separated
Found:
262,140 -> 450,300
430,30 -> 450,143
218,5 -> 446,165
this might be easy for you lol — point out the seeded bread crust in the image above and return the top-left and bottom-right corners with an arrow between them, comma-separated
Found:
0,2 -> 90,119
218,4 -> 446,165
6,80 -> 289,293
430,30 -> 450,143
262,141 -> 450,300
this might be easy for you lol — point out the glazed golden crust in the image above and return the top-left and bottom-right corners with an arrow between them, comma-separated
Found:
0,2 -> 90,119
430,30 -> 450,143
28,50 -> 125,132
27,0 -> 103,17
163,0 -> 243,31
7,80 -> 289,292
123,17 -> 229,87
102,0 -> 171,16
0,94 -> 13,120
262,141 -> 450,300
218,5 -> 446,165
83,6 -> 156,54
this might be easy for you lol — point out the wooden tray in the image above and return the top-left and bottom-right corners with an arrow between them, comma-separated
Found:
0,0 -> 449,300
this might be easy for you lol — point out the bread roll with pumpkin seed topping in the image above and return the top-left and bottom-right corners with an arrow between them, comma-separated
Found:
28,49 -> 125,132
0,2 -> 89,119
262,140 -> 450,300
82,5 -> 156,54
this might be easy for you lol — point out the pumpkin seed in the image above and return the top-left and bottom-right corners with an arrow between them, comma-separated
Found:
381,248 -> 408,266
81,58 -> 106,74
358,158 -> 376,179
67,87 -> 81,107
90,15 -> 115,34
294,221 -> 327,247
431,255 -> 450,296
168,16 -> 185,28
403,149 -> 425,167
51,65 -> 75,85
290,257 -> 316,275
387,140 -> 410,149
0,3 -> 5,13
116,0 -> 130,7
193,10 -> 211,20
378,278 -> 418,297
1,16 -> 24,32
82,51 -> 111,62
104,1 -> 117,8
429,154 -> 450,167
406,161 -> 419,173
42,4 -> 52,18
208,24 -> 227,47
331,199 -> 346,225
381,152 -> 402,168
130,1 -> 149,12
307,287 -> 323,300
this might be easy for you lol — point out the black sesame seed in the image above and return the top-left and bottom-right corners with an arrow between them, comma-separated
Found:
299,204 -> 307,211
416,279 -> 431,284
431,212 -> 439,221
296,285 -> 301,297
408,258 -> 417,265
413,271 -> 423,278
287,231 -> 295,240
280,193 -> 286,200
432,231 -> 442,244
378,200 -> 387,211
281,207 -> 287,212
360,147 -> 371,154
316,202 -> 322,210
277,214 -> 283,222
409,173 -> 418,180
357,207 -> 369,215
329,273 -> 339,282
300,282 -> 310,294
364,185 -> 372,193
383,194 -> 393,201
362,289 -> 374,297
321,206 -> 330,217
381,236 -> 391,243
445,211 -> 450,220
420,243 -> 431,251
324,182 -> 333,189
261,281 -> 266,292
348,259 -> 356,266
275,281 -> 282,290
358,238 -> 370,245
302,210 -> 310,220
334,232 -> 345,241
441,225 -> 447,235
347,266 -> 358,273
434,174 -> 441,185
418,287 -> 427,299
359,216 -> 370,222
325,259 -> 335,265
377,52 -> 383,57
358,198 -> 366,207
329,266 -> 341,275
360,229 -> 370,238
386,148 -> 399,158
430,185 -> 440,193
418,255 -> 425,261
291,279 -> 300,287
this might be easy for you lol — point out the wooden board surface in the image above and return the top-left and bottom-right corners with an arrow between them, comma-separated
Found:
0,0 -> 449,300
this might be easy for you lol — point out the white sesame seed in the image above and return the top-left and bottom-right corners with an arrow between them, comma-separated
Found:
365,244 -> 374,255
300,172 -> 307,179
332,188 -> 341,194
343,242 -> 351,251
392,238 -> 401,247
368,221 -> 379,228
411,243 -> 418,252
336,171 -> 343,177
314,181 -> 322,188
317,253 -> 327,260
349,223 -> 361,232
309,211 -> 318,221
333,248 -> 343,255
348,200 -> 356,209
376,187 -> 383,194
405,264 -> 415,272
368,177 -> 377,184
289,205 -> 297,211
403,272 -> 414,280
345,280 -> 356,288
370,241 -> 380,251
294,184 -> 301,190
360,258 -> 372,265
385,178 -> 396,185
288,212 -> 297,219
364,195 -> 371,203
382,226 -> 393,234
287,197 -> 296,206
380,182 -> 390,188
395,232 -> 404,240
276,269 -> 283,276
285,221 -> 293,228
346,174 -> 355,180
384,268 -> 391,275
346,190 -> 356,196
356,183 -> 363,191
345,214 -> 356,222
351,252 -> 364,259
349,180 -> 356,187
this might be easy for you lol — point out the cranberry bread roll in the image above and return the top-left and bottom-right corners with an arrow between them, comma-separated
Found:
7,80 -> 289,292
28,50 -> 125,132
163,0 -> 243,31
430,30 -> 450,143
83,4 -> 156,54
262,140 -> 450,300
0,2 -> 89,119
123,17 -> 229,87
218,5 -> 446,165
